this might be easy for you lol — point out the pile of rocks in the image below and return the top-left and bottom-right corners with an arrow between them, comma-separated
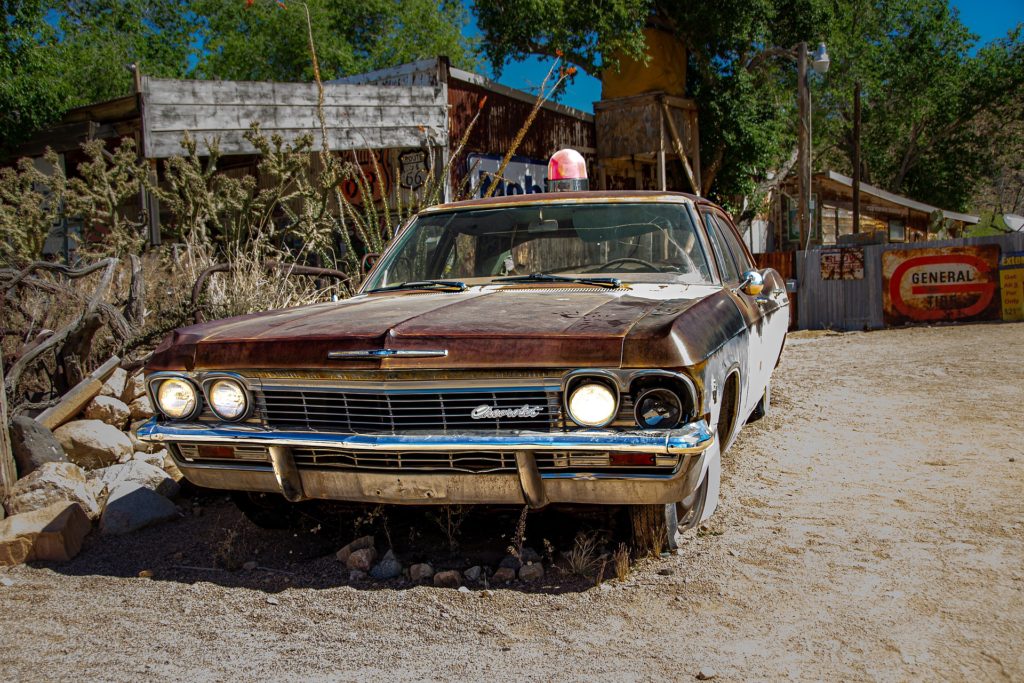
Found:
1,367 -> 182,566
335,535 -> 547,588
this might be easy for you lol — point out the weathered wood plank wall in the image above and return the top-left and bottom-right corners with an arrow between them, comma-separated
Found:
140,77 -> 448,158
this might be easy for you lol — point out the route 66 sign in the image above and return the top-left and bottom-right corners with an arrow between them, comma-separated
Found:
399,150 -> 429,189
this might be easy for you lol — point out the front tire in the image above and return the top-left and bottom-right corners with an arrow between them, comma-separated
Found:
231,491 -> 304,529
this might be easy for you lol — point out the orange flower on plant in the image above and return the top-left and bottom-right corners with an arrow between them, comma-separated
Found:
555,48 -> 563,58
567,66 -> 577,76
478,95 -> 488,110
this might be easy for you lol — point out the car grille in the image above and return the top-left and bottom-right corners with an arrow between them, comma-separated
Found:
291,448 -> 516,473
257,387 -> 561,434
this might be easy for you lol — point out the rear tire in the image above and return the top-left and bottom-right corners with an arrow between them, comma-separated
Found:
747,381 -> 770,423
231,491 -> 303,529
628,504 -> 669,557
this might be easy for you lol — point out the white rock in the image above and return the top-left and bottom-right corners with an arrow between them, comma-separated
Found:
99,483 -> 179,535
0,502 -> 92,566
93,460 -> 179,498
99,368 -> 128,399
133,451 -> 165,469
83,395 -> 131,429
122,372 -> 146,403
129,396 -> 155,421
3,462 -> 102,520
53,420 -> 133,469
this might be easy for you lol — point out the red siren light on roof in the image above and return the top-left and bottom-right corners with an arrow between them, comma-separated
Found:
547,148 -> 589,192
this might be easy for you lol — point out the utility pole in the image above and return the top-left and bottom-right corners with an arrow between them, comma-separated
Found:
852,82 -> 861,235
797,43 -> 810,249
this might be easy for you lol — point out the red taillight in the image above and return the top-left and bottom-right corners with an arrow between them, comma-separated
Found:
609,452 -> 657,467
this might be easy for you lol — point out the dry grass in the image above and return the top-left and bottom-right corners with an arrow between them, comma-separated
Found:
565,532 -> 600,577
613,543 -> 630,581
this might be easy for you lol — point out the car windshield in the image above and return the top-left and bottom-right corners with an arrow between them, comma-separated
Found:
364,201 -> 715,290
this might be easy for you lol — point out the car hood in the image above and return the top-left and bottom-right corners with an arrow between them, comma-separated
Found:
147,283 -> 725,372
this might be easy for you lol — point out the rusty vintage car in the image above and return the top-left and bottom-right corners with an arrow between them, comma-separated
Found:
138,175 -> 788,546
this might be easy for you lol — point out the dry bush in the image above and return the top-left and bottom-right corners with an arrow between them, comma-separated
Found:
613,543 -> 630,581
565,531 -> 600,577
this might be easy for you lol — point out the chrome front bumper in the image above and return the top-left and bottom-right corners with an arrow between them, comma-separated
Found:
138,418 -> 715,507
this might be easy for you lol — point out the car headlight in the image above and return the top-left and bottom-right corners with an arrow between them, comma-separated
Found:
634,388 -> 683,429
567,382 -> 617,427
208,378 -> 248,421
156,377 -> 198,419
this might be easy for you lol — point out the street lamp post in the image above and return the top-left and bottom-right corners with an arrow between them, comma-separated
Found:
796,42 -> 830,249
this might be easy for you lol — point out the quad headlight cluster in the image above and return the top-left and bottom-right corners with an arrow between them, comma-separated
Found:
150,374 -> 250,422
564,375 -> 692,430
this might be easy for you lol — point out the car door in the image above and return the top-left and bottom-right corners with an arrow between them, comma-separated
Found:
710,210 -> 788,412
700,209 -> 768,418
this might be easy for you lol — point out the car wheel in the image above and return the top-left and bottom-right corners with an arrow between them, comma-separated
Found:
627,504 -> 669,557
747,381 -> 771,423
230,491 -> 303,529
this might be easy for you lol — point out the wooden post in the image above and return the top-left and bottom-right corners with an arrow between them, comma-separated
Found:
797,42 -> 810,249
660,101 -> 699,195
852,81 -> 861,234
0,347 -> 16,493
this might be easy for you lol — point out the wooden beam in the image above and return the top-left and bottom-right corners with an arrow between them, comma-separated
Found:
0,347 -> 15,493
660,101 -> 700,195
36,356 -> 120,431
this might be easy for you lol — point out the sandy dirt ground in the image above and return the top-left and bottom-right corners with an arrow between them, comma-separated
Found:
1,322 -> 1022,682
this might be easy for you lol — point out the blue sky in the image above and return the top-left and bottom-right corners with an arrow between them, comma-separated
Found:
474,1 -> 1024,114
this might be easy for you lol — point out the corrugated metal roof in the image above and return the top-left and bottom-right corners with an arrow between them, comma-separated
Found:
823,170 -> 979,224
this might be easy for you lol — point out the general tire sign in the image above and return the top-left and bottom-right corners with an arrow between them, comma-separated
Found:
882,245 -> 1001,325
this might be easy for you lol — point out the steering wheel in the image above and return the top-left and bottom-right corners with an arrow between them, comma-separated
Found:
590,257 -> 665,273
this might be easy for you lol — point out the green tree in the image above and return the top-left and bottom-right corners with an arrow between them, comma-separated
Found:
472,0 -> 1024,214
194,0 -> 480,82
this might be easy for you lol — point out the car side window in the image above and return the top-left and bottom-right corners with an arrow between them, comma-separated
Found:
713,213 -> 754,275
702,211 -> 740,283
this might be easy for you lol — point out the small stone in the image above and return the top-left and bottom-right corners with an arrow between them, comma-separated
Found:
335,535 -> 375,564
696,667 -> 716,680
498,555 -> 522,570
433,570 -> 462,588
458,586 -> 471,594
728,549 -> 739,557
99,368 -> 128,399
348,569 -> 367,582
242,561 -> 258,571
346,547 -> 377,572
0,577 -> 13,586
492,567 -> 517,584
658,568 -> 675,576
122,372 -> 146,403
266,596 -> 279,605
1011,457 -> 1016,463
10,416 -> 67,477
464,565 -> 482,582
518,563 -> 544,582
0,502 -> 92,566
83,396 -> 131,430
99,483 -> 179,535
3,462 -> 101,520
138,569 -> 153,578
128,396 -> 155,421
520,546 -> 541,563
409,563 -> 435,582
479,589 -> 493,598
369,550 -> 402,580
54,420 -> 133,469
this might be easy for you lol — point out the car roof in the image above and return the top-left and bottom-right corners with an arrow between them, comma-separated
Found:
421,190 -> 719,214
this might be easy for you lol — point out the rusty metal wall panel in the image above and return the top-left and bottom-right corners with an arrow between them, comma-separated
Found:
881,245 -> 1002,325
797,234 -> 1024,330
449,80 -> 596,185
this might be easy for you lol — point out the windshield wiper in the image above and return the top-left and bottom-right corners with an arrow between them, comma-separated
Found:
491,273 -> 621,289
366,280 -> 468,293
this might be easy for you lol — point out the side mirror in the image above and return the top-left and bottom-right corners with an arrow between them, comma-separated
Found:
362,253 -> 381,274
739,270 -> 765,296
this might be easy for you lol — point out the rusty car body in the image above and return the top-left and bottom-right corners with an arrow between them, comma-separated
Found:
138,190 -> 789,543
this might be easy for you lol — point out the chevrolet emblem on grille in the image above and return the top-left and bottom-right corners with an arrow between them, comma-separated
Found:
471,405 -> 543,419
